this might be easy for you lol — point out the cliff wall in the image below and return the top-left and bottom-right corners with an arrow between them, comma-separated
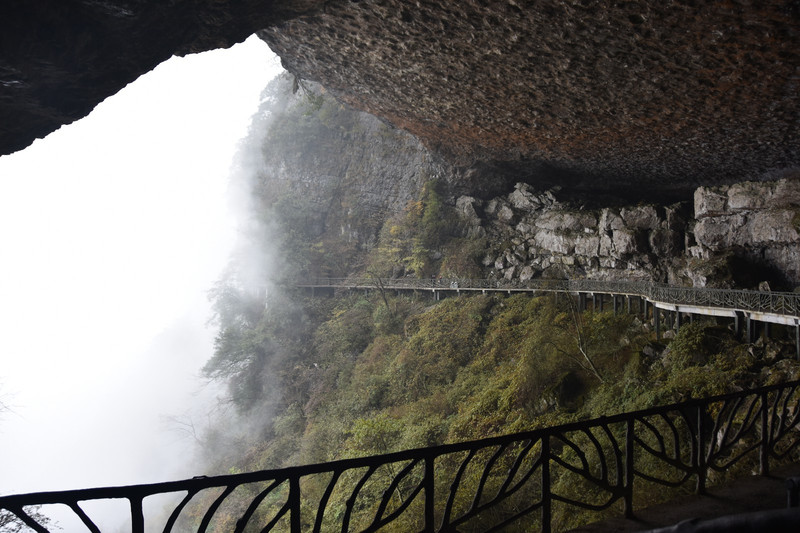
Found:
248,77 -> 800,288
471,177 -> 800,288
240,75 -> 446,276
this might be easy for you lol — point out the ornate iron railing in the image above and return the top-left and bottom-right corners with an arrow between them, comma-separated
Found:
297,278 -> 800,317
3,381 -> 800,532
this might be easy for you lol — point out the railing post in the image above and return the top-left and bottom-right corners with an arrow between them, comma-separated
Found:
696,404 -> 706,495
290,476 -> 301,533
624,418 -> 635,518
760,391 -> 771,476
734,311 -> 743,340
795,322 -> 800,361
130,496 -> 144,533
654,308 -> 660,340
541,437 -> 552,533
425,456 -> 435,533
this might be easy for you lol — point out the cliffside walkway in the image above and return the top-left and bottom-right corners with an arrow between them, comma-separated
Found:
297,277 -> 800,356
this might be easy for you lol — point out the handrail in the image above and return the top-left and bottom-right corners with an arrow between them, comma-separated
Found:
3,380 -> 800,532
296,278 -> 800,318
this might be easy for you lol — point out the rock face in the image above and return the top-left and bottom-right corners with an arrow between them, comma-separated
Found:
235,73 -> 800,288
690,179 -> 800,285
259,0 -> 800,198
475,178 -> 800,288
0,0 -> 317,156
476,183 -> 689,283
238,75 -> 444,260
3,1 -> 799,203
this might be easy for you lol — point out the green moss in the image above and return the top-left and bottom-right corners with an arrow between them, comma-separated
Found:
792,210 -> 800,232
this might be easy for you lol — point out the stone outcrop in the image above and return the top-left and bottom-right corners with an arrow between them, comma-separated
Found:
2,1 -> 798,203
235,72 -> 800,289
473,178 -> 800,288
476,183 -> 685,283
0,0 -> 307,155
690,178 -> 800,286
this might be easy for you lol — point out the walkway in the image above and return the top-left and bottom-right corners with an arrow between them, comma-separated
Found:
297,277 -> 800,354
571,463 -> 800,532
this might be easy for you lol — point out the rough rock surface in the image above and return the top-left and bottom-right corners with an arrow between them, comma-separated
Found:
476,177 -> 800,288
2,1 -> 799,202
690,178 -> 800,285
240,75 -> 443,253
0,0 -> 318,156
260,0 -> 800,197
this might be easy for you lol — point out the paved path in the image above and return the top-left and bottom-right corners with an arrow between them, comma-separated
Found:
571,463 -> 800,532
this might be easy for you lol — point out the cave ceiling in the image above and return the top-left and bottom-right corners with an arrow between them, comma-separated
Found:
2,0 -> 799,200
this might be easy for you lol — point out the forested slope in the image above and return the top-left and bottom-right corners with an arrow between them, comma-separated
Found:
184,75 -> 800,530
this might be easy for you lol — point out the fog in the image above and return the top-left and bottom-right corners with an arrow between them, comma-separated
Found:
0,35 -> 283,528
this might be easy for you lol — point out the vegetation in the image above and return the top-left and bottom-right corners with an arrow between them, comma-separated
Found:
187,79 -> 800,531
196,278 -> 800,529
0,507 -> 55,533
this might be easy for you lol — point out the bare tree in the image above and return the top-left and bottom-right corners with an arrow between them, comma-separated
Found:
542,293 -> 606,383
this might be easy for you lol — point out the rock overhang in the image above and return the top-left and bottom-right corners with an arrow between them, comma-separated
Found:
2,0 -> 798,202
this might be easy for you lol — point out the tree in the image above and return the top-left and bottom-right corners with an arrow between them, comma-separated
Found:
0,507 -> 56,532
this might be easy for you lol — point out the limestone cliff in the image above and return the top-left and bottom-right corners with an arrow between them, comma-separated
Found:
472,177 -> 800,288
247,76 -> 800,288
239,75 -> 444,277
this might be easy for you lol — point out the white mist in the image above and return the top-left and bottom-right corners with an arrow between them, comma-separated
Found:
0,34 -> 282,529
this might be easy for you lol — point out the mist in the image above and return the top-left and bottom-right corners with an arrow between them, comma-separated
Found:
0,35 -> 283,529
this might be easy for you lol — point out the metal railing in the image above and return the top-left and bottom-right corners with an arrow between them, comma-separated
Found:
297,278 -> 800,318
3,381 -> 799,532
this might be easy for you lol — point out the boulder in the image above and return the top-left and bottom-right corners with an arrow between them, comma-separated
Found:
612,229 -> 639,257
508,183 -> 540,210
455,195 -> 482,222
620,205 -> 659,229
694,187 -> 728,218
599,208 -> 625,231
533,229 -> 575,255
497,204 -> 515,223
519,265 -> 535,281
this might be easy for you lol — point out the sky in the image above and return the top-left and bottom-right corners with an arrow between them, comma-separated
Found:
0,33 -> 282,514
